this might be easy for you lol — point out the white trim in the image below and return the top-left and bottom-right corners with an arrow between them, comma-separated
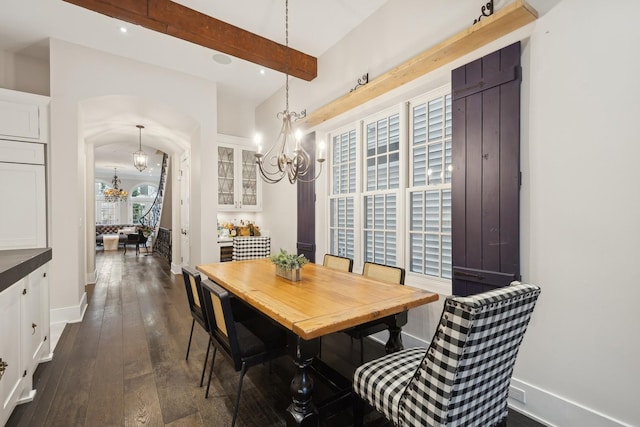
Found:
508,379 -> 633,427
86,268 -> 97,285
170,262 -> 182,275
368,330 -> 629,427
50,291 -> 87,324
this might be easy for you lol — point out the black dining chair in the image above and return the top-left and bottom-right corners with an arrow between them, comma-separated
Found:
200,278 -> 288,427
181,266 -> 211,387
344,262 -> 406,364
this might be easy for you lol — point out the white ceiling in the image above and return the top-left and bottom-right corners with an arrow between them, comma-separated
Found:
0,0 -> 561,181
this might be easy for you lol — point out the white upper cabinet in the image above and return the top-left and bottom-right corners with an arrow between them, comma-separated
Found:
0,88 -> 49,143
217,134 -> 262,212
0,89 -> 49,250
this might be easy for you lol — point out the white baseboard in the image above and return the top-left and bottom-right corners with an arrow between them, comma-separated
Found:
16,389 -> 36,405
508,378 -> 631,427
50,291 -> 87,324
86,268 -> 97,285
170,262 -> 181,275
370,331 -> 629,427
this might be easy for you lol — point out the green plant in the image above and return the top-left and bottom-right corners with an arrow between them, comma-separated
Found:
269,249 -> 308,270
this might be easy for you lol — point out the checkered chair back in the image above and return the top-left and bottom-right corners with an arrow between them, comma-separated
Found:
399,283 -> 540,427
232,236 -> 271,261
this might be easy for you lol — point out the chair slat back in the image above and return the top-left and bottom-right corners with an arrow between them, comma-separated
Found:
362,262 -> 405,285
400,282 -> 541,427
323,254 -> 353,272
181,266 -> 208,329
201,279 -> 243,370
189,275 -> 202,309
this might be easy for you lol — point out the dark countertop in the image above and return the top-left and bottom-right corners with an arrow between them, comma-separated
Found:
0,248 -> 52,293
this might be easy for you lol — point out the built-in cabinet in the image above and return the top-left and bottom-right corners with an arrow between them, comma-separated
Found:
0,88 -> 49,251
217,134 -> 262,211
0,259 -> 51,427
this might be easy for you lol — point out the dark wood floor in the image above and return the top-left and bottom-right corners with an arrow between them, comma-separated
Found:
7,251 -> 544,427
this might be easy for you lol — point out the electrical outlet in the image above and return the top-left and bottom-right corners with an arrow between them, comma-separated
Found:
509,386 -> 526,404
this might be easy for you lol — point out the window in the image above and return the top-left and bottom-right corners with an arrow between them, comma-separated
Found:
130,184 -> 158,224
95,182 -> 120,224
327,85 -> 451,290
408,89 -> 452,280
363,110 -> 401,266
328,128 -> 357,260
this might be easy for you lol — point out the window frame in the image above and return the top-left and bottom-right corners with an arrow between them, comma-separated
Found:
405,86 -> 453,294
324,85 -> 452,295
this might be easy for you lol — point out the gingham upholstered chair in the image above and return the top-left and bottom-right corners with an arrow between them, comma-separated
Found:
181,266 -> 211,387
353,282 -> 541,427
346,262 -> 406,364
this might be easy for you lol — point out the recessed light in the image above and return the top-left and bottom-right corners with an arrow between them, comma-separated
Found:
120,26 -> 128,33
260,69 -> 266,75
212,53 -> 232,65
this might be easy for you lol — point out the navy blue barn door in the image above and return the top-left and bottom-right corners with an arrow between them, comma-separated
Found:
297,132 -> 316,262
451,42 -> 521,296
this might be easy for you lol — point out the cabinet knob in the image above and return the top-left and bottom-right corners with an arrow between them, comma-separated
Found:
32,322 -> 38,334
0,358 -> 7,381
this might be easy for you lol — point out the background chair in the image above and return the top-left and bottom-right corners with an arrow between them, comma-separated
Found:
200,279 -> 288,427
181,266 -> 211,387
345,262 -> 405,364
353,282 -> 541,427
323,254 -> 353,272
122,233 -> 140,255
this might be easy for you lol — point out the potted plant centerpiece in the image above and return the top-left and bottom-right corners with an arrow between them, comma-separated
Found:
270,249 -> 308,282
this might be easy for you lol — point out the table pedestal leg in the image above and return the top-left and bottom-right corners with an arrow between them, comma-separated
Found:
385,326 -> 404,354
286,336 -> 319,427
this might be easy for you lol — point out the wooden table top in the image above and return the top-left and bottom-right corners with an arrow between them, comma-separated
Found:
197,259 -> 439,340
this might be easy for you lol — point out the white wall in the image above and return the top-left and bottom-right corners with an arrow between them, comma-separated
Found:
255,0 -> 639,425
49,39 -> 219,322
0,50 -> 49,95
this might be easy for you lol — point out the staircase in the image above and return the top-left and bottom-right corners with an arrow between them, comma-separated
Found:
139,153 -> 170,261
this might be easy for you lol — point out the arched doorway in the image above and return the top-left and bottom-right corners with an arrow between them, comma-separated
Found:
80,95 -> 196,284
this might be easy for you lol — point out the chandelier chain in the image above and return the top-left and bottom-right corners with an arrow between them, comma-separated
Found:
285,0 -> 289,113
253,0 -> 325,184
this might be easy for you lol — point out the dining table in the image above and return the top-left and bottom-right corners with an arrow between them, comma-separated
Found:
197,258 -> 439,427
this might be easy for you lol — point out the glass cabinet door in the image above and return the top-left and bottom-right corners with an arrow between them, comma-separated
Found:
241,148 -> 257,207
218,146 -> 235,206
217,137 -> 262,211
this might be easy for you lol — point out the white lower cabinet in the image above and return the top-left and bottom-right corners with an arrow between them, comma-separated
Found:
0,262 -> 50,426
0,282 -> 24,427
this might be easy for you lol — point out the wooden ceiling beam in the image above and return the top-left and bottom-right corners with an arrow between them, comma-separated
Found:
62,0 -> 318,81
300,0 -> 537,128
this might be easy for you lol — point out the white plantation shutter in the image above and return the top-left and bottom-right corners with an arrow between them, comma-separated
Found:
408,87 -> 452,280
329,129 -> 357,259
363,109 -> 401,266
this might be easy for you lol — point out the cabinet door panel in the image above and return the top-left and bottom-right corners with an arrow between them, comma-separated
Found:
0,162 -> 46,249
24,265 -> 47,372
0,140 -> 45,164
217,138 -> 262,212
0,100 -> 40,141
0,283 -> 24,427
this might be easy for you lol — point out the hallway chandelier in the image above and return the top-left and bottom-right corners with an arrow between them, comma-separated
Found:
133,124 -> 148,172
254,0 -> 325,184
104,168 -> 128,203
